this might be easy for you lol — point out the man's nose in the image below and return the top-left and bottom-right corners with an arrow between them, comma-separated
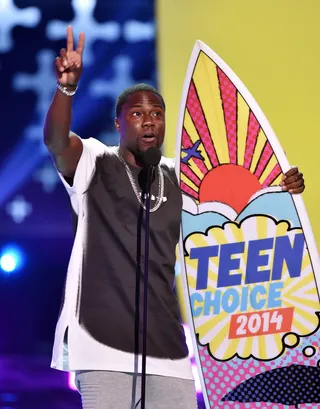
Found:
142,114 -> 154,126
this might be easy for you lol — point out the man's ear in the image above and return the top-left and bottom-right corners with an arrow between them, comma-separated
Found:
115,117 -> 120,133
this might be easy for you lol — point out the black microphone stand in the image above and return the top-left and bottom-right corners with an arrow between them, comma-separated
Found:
140,163 -> 153,409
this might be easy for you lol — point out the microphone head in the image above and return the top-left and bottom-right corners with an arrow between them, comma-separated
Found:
142,147 -> 161,167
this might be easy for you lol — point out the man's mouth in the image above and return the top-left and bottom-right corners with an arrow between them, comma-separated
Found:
142,134 -> 156,142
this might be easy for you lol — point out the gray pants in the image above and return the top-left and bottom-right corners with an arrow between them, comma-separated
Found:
75,370 -> 198,409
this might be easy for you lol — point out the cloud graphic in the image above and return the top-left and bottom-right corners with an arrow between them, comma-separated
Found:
181,215 -> 320,361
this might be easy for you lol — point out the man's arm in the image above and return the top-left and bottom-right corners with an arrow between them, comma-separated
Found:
43,26 -> 85,178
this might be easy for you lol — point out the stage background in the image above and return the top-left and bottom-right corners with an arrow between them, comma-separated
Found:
0,1 -> 319,407
0,1 -> 161,407
157,0 -> 320,248
0,0 -> 157,355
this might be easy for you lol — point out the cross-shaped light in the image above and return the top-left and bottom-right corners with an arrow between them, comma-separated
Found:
90,55 -> 153,102
0,0 -> 41,52
123,21 -> 155,42
46,0 -> 120,64
34,163 -> 60,193
6,196 -> 32,224
90,56 -> 134,100
13,49 -> 57,118
23,125 -> 49,148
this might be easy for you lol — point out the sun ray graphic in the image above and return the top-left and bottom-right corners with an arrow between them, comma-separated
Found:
180,51 -> 284,213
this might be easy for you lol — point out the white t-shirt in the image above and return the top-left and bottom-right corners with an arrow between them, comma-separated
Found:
51,137 -> 193,381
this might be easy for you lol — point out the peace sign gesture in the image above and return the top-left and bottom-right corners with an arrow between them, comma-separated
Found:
55,26 -> 85,87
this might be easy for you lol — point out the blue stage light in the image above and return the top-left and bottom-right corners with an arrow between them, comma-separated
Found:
0,245 -> 24,274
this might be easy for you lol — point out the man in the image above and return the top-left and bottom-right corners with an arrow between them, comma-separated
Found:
44,27 -> 305,409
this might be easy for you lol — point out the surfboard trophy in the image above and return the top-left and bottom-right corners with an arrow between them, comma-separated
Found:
175,40 -> 320,409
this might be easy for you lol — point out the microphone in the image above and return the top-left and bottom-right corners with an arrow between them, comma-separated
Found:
140,146 -> 161,409
142,147 -> 161,167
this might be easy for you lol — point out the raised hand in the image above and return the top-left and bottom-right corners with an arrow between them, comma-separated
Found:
55,26 -> 85,87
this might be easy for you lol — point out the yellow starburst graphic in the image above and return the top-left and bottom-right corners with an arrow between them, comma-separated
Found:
183,216 -> 320,360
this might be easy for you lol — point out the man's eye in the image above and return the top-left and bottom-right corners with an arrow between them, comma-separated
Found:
132,112 -> 141,117
153,112 -> 162,117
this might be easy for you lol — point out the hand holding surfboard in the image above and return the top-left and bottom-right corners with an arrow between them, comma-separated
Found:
281,167 -> 305,193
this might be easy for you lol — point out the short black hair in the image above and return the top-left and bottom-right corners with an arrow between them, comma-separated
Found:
115,83 -> 165,117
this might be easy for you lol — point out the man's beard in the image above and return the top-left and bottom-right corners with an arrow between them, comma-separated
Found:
128,141 -> 147,166
125,137 -> 162,166
135,149 -> 146,166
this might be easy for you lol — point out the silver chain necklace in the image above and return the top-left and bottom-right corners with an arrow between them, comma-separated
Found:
117,148 -> 164,212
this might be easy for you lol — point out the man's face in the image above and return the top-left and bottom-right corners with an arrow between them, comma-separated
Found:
115,91 -> 165,157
